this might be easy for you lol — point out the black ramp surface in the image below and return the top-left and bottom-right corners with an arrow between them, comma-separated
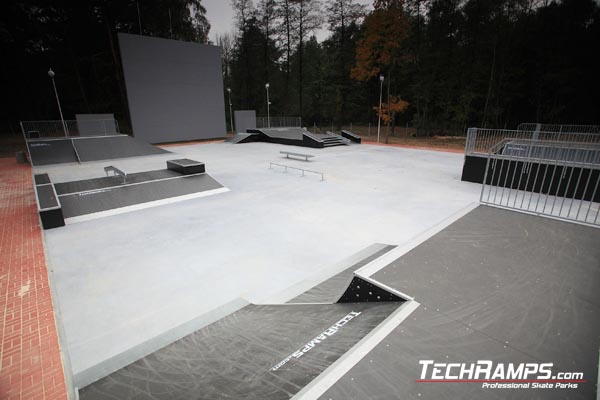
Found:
59,173 -> 222,218
259,128 -> 305,140
34,173 -> 51,185
54,170 -> 180,195
320,206 -> 600,400
167,158 -> 200,166
72,135 -> 168,162
337,276 -> 404,302
36,185 -> 59,209
27,139 -> 79,166
79,302 -> 399,400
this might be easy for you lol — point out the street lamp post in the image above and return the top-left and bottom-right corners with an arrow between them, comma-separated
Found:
227,88 -> 234,132
265,83 -> 270,128
377,74 -> 384,143
48,69 -> 68,137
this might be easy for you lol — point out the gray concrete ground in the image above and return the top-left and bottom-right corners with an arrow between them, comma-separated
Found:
36,142 -> 481,383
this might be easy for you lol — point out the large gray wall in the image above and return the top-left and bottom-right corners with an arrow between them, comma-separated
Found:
118,33 -> 226,143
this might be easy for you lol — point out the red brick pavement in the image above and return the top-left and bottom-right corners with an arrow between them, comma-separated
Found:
0,158 -> 68,399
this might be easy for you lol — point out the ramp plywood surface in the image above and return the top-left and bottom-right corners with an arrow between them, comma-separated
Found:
73,136 -> 168,162
27,139 -> 79,166
79,303 -> 399,400
59,173 -> 222,218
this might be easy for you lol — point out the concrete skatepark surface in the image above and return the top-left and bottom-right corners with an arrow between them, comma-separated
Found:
36,142 -> 481,387
32,141 -> 600,398
74,204 -> 600,399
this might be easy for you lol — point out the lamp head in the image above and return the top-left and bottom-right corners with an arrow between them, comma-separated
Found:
379,75 -> 384,82
48,69 -> 55,78
265,83 -> 270,89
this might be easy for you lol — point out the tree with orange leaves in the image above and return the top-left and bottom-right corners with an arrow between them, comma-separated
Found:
374,95 -> 410,125
352,0 -> 410,142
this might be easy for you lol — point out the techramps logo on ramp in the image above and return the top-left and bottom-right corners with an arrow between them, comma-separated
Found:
417,360 -> 586,390
271,311 -> 362,371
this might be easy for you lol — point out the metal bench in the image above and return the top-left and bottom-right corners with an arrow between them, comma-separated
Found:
104,165 -> 127,184
280,151 -> 315,161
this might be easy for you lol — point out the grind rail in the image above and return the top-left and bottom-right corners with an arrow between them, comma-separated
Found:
269,163 -> 324,181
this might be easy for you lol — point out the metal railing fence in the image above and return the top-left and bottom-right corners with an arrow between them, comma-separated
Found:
465,127 -> 600,155
256,117 -> 302,128
20,119 -> 120,139
480,139 -> 600,226
517,123 -> 600,134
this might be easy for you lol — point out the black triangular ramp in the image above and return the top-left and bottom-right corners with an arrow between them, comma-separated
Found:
337,275 -> 406,303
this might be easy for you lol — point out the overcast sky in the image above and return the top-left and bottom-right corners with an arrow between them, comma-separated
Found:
203,0 -> 374,43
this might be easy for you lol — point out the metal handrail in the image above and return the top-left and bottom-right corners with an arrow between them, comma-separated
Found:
256,117 -> 302,128
517,123 -> 600,134
104,165 -> 127,184
489,138 -> 600,167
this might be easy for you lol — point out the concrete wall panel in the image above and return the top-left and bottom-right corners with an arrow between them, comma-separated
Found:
118,33 -> 226,143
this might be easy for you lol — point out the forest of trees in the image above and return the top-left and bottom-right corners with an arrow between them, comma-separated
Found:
0,0 -> 210,134
1,0 -> 599,137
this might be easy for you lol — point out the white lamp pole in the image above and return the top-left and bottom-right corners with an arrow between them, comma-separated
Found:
377,74 -> 384,143
265,83 -> 270,128
48,69 -> 68,137
227,88 -> 234,132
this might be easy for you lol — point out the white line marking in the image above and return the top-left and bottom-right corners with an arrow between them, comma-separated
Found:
358,275 -> 414,302
292,300 -> 420,400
